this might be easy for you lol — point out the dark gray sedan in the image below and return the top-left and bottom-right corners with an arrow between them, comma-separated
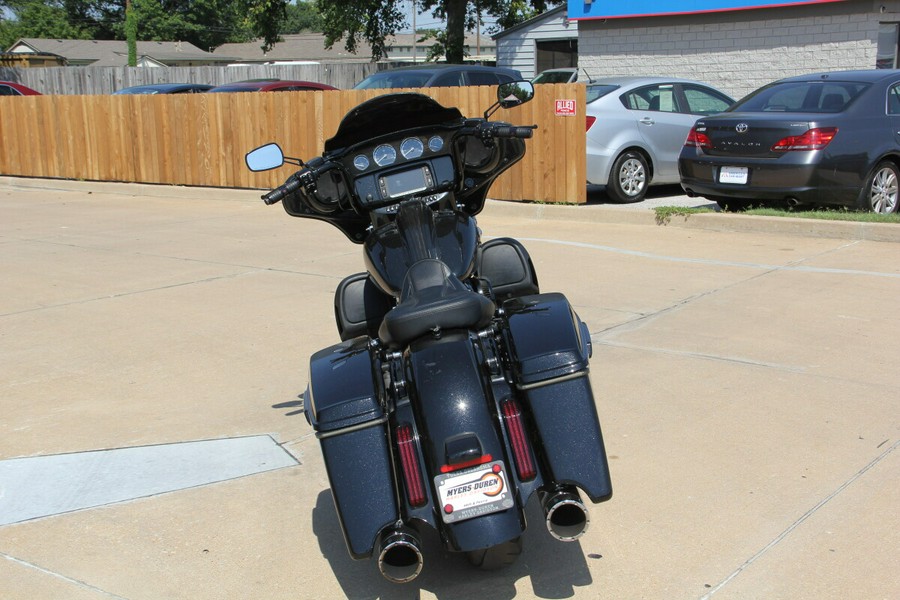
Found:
679,70 -> 900,213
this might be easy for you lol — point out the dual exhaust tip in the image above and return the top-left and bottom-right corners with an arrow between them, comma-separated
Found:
376,487 -> 589,583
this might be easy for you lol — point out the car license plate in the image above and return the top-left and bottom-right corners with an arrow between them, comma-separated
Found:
719,166 -> 749,185
435,460 -> 514,524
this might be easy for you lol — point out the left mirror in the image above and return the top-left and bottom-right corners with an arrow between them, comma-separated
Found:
246,143 -> 284,172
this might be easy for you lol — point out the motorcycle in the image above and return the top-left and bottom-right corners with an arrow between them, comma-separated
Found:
245,82 -> 612,583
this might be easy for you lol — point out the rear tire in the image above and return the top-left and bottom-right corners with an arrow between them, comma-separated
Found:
466,537 -> 523,571
607,150 -> 649,203
864,161 -> 900,214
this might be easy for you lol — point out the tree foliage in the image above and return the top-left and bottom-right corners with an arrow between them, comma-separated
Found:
1,0 -> 323,53
318,0 -> 557,63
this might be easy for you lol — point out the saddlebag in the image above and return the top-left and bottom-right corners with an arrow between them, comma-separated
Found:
501,293 -> 612,503
306,338 -> 398,558
334,273 -> 394,341
476,237 -> 539,301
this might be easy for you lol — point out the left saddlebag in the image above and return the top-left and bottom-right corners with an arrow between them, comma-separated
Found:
306,338 -> 399,558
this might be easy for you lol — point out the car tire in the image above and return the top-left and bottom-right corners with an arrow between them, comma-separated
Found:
864,161 -> 900,214
607,150 -> 649,203
715,197 -> 750,212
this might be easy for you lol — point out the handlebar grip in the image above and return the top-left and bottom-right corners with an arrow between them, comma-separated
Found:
493,125 -> 535,139
262,176 -> 303,205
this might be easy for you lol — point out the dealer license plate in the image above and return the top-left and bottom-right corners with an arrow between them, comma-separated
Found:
434,460 -> 515,524
719,166 -> 749,185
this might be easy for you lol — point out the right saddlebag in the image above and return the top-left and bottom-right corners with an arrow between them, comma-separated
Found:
306,337 -> 399,558
501,292 -> 612,503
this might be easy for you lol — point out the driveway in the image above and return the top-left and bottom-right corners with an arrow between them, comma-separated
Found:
1,177 -> 897,599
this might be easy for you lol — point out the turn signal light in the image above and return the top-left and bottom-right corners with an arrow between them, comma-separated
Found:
396,425 -> 427,507
684,127 -> 712,149
501,399 -> 537,481
771,127 -> 838,151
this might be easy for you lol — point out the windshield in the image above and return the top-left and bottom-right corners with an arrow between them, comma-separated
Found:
586,85 -> 620,104
324,93 -> 464,151
533,70 -> 575,84
731,80 -> 871,113
354,72 -> 433,90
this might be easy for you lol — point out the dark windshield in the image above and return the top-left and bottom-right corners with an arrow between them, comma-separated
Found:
324,93 -> 464,151
354,72 -> 433,90
731,80 -> 871,113
533,70 -> 576,84
586,84 -> 620,104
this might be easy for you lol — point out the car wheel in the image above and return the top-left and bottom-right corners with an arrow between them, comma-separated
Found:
607,151 -> 649,203
715,197 -> 750,212
865,161 -> 900,214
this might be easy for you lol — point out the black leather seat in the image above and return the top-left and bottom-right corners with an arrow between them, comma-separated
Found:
379,259 -> 495,347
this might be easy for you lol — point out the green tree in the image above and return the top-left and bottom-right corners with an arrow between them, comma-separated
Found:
282,1 -> 323,34
317,0 -> 557,63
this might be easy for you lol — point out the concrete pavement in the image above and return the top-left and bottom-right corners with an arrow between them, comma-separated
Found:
1,177 -> 898,599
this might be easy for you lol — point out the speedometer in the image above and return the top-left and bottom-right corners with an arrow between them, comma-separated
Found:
373,144 -> 396,167
400,137 -> 424,159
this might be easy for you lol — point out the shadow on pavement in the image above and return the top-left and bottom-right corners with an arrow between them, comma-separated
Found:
312,490 -> 598,599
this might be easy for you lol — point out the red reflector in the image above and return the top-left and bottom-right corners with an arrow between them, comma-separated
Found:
771,127 -> 838,151
396,425 -> 426,507
585,115 -> 596,131
439,454 -> 493,474
501,399 -> 537,481
684,127 -> 711,149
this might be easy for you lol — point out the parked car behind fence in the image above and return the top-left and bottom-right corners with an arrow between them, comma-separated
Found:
353,64 -> 521,89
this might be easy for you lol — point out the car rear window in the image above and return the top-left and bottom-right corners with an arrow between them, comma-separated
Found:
355,73 -> 433,89
586,85 -> 620,104
732,81 -> 870,113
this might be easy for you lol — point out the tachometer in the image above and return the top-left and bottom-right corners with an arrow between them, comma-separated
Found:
400,137 -> 424,159
373,144 -> 396,167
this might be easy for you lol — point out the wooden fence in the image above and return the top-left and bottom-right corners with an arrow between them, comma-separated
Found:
0,84 -> 586,203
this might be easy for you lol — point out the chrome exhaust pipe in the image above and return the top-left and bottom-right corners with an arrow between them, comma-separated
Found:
541,486 -> 590,542
377,527 -> 423,584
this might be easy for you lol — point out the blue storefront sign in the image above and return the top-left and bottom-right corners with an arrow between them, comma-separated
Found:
567,0 -> 845,20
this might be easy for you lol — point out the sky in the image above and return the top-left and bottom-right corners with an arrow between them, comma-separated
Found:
397,1 -> 500,35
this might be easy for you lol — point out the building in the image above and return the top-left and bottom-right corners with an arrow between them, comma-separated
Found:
6,38 -> 229,67
570,0 -> 900,99
494,6 -> 578,80
214,32 -> 496,65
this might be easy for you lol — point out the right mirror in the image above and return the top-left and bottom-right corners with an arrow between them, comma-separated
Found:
497,81 -> 535,109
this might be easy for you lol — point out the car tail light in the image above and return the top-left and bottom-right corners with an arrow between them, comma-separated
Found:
501,399 -> 537,481
771,127 -> 838,151
396,424 -> 427,507
684,127 -> 712,149
585,116 -> 596,131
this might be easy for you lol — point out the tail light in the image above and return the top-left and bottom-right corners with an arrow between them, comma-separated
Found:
771,127 -> 838,151
684,127 -> 712,149
396,424 -> 427,507
501,399 -> 537,481
585,116 -> 596,131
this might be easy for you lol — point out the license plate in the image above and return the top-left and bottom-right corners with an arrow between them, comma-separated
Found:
719,166 -> 749,185
434,461 -> 515,524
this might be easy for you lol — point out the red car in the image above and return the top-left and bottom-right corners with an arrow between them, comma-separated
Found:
208,79 -> 337,93
0,81 -> 41,96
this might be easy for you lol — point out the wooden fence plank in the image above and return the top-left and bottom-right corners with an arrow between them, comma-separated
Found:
0,85 -> 586,203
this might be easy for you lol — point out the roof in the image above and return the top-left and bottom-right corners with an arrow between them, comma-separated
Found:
213,32 -> 494,63
776,69 -> 900,83
492,6 -> 569,40
8,38 -> 231,67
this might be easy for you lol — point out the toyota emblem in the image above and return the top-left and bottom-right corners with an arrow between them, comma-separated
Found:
735,123 -> 749,133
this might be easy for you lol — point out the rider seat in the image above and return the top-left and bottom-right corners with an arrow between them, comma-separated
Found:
379,259 -> 495,347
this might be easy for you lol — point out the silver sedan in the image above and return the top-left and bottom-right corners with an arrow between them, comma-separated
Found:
586,77 -> 734,203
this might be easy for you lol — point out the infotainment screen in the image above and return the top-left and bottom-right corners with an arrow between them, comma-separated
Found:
381,166 -> 432,198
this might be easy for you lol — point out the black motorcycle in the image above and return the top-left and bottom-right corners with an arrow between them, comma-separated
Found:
246,82 -> 612,583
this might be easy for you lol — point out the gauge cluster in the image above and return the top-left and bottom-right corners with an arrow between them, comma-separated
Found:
348,132 -> 455,208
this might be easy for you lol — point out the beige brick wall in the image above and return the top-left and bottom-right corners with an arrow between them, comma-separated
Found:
577,1 -> 896,99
